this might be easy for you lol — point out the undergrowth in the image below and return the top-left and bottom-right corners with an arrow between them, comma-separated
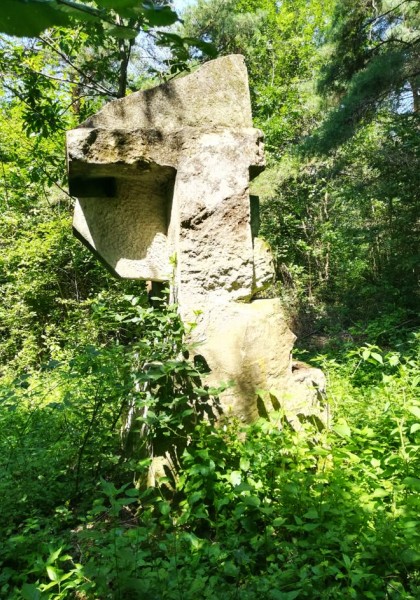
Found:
0,298 -> 419,599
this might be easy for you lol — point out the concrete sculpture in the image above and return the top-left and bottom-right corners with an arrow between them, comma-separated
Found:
66,55 -> 326,427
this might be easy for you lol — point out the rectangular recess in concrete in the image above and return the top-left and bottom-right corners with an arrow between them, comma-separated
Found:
69,176 -> 117,198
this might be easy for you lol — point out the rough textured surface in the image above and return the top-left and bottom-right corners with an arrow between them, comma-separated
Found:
80,55 -> 253,132
253,237 -> 276,294
193,299 -> 295,422
66,54 -> 325,429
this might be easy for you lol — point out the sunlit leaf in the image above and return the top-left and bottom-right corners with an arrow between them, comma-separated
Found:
371,352 -> 383,364
362,348 -> 371,360
388,354 -> 400,366
333,417 -> 351,438
408,405 -> 420,419
372,487 -> 389,498
103,22 -> 138,38
229,470 -> 241,486
47,547 -> 62,564
240,457 -> 250,471
46,565 -> 60,581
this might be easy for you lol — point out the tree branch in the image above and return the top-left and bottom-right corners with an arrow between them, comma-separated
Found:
39,35 -> 117,98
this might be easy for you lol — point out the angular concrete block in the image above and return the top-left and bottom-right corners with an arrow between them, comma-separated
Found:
67,55 -> 325,432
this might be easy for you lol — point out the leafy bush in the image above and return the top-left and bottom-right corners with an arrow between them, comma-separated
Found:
0,299 -> 418,598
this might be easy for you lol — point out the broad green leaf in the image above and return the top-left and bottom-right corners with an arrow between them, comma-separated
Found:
402,520 -> 419,530
333,417 -> 351,438
303,508 -> 319,519
342,554 -> 352,569
155,31 -> 185,47
103,22 -> 138,39
408,405 -> 420,419
229,470 -> 242,486
223,561 -> 239,577
403,477 -> 420,492
243,495 -> 261,507
240,457 -> 250,471
0,0 -> 140,38
46,565 -> 60,581
388,354 -> 400,366
143,3 -> 178,27
0,0 -> 72,37
400,548 -> 420,566
159,501 -> 170,515
410,423 -> 420,434
372,487 -> 390,498
21,584 -> 41,600
188,491 -> 202,505
47,547 -> 62,564
371,352 -> 383,364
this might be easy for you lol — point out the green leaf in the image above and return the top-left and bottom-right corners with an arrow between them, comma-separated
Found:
243,495 -> 261,507
21,584 -> 41,600
240,457 -> 250,471
333,417 -> 351,438
183,37 -> 218,58
223,561 -> 239,577
159,501 -> 170,516
46,565 -> 60,581
155,31 -> 185,47
229,470 -> 242,486
47,547 -> 62,564
0,0 -> 140,38
400,548 -> 420,567
372,487 -> 389,498
371,352 -> 383,364
388,354 -> 400,366
303,508 -> 319,519
103,22 -> 138,39
143,3 -> 178,27
403,477 -> 420,492
408,405 -> 420,419
0,0 -> 72,37
362,348 -> 371,360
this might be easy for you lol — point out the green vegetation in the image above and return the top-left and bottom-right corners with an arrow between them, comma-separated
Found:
1,312 -> 419,598
0,0 -> 419,598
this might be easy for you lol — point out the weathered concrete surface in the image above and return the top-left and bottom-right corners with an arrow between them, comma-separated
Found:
193,299 -> 295,422
80,55 -> 253,131
67,54 -> 325,428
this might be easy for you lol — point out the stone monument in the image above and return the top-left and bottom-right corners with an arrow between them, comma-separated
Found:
66,55 -> 326,429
